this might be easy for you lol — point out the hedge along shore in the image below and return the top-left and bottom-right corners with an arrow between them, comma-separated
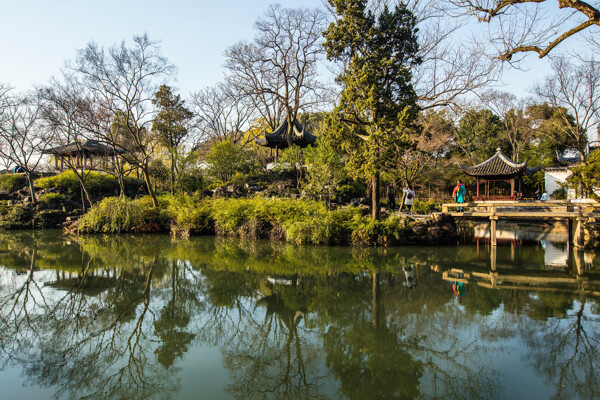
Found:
75,194 -> 458,246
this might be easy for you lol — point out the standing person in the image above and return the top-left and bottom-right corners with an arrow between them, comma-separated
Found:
453,180 -> 465,211
402,186 -> 415,213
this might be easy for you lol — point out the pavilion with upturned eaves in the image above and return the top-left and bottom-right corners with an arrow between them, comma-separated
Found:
255,119 -> 317,157
459,148 -> 540,200
44,140 -> 124,172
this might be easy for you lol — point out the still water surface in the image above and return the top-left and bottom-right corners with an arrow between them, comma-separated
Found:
0,230 -> 598,400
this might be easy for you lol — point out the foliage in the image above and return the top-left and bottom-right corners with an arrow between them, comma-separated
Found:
152,85 -> 194,194
79,196 -> 170,233
0,201 -> 32,229
277,145 -> 305,190
38,192 -> 66,206
167,193 -> 214,234
162,196 -> 418,246
454,109 -> 506,162
36,171 -> 144,197
349,215 -> 410,246
205,141 -> 260,182
323,0 -> 422,218
337,181 -> 366,202
411,199 -> 437,214
567,149 -> 600,200
552,188 -> 568,200
303,144 -> 347,204
0,174 -> 27,192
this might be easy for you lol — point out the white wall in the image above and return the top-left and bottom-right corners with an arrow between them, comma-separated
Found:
544,169 -> 575,199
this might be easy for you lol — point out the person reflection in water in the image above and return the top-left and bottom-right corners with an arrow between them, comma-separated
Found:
452,281 -> 465,303
403,265 -> 415,288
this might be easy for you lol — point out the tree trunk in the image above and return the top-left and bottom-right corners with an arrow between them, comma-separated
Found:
372,271 -> 382,328
170,151 -> 176,195
371,172 -> 380,220
366,180 -> 372,214
80,185 -> 87,212
26,172 -> 37,207
286,115 -> 294,148
141,164 -> 159,207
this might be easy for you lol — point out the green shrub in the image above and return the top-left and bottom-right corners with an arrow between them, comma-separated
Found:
205,141 -> 260,182
552,188 -> 567,200
168,193 -> 214,233
39,192 -> 66,206
0,202 -> 32,228
79,196 -> 169,233
36,171 -> 144,197
337,181 -> 366,201
0,174 -> 27,192
80,195 -> 414,245
350,215 -> 409,246
411,199 -> 438,214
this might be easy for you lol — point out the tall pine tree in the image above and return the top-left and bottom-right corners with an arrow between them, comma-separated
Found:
323,0 -> 421,219
152,85 -> 193,194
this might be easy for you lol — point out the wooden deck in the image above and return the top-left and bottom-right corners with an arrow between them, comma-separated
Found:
441,200 -> 600,248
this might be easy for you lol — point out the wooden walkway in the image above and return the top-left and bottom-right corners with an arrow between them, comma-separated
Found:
441,200 -> 600,248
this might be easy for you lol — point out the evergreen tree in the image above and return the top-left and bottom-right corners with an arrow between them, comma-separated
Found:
152,85 -> 193,194
323,0 -> 422,219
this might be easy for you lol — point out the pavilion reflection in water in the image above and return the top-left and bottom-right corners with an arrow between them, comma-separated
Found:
440,242 -> 600,297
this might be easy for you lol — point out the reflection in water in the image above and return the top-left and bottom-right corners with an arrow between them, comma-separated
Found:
0,231 -> 598,399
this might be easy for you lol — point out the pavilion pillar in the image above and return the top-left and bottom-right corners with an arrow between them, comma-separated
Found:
510,179 -> 514,198
476,179 -> 480,198
573,208 -> 585,248
490,205 -> 497,247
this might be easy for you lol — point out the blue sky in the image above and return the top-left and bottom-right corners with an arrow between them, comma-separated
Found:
0,0 -> 324,94
0,0 -> 578,101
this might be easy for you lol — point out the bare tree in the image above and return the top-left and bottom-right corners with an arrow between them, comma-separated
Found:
481,90 -> 536,162
363,0 -> 502,110
0,92 -> 52,206
447,0 -> 600,61
224,5 -> 329,145
533,57 -> 600,160
69,34 -> 175,207
190,82 -> 254,145
40,77 -> 99,210
410,0 -> 502,109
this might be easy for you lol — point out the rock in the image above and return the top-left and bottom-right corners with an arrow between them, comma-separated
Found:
350,197 -> 367,206
412,224 -> 428,236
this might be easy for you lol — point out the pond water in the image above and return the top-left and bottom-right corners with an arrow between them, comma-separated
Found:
0,229 -> 599,400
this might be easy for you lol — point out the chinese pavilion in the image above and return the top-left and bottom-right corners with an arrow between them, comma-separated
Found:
459,148 -> 540,200
44,140 -> 124,172
255,119 -> 317,156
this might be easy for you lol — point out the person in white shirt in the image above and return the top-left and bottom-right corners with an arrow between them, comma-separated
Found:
402,186 -> 415,213
540,191 -> 548,201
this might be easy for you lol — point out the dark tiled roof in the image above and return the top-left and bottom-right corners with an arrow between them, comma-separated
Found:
556,150 -> 583,166
44,140 -> 124,156
255,119 -> 317,149
459,148 -> 529,179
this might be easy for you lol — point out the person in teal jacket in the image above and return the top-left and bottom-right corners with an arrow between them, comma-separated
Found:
453,180 -> 466,211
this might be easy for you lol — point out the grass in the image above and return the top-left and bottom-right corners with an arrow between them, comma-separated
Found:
0,174 -> 27,192
81,194 -> 415,245
36,170 -> 145,197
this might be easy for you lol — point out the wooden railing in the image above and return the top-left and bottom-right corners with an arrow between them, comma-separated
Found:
441,200 -> 600,248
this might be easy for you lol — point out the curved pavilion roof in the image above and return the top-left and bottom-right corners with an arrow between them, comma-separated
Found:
44,140 -> 124,156
556,150 -> 583,166
459,148 -> 537,180
255,119 -> 317,149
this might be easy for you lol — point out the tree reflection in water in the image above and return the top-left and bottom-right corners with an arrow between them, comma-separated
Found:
0,231 -> 598,399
